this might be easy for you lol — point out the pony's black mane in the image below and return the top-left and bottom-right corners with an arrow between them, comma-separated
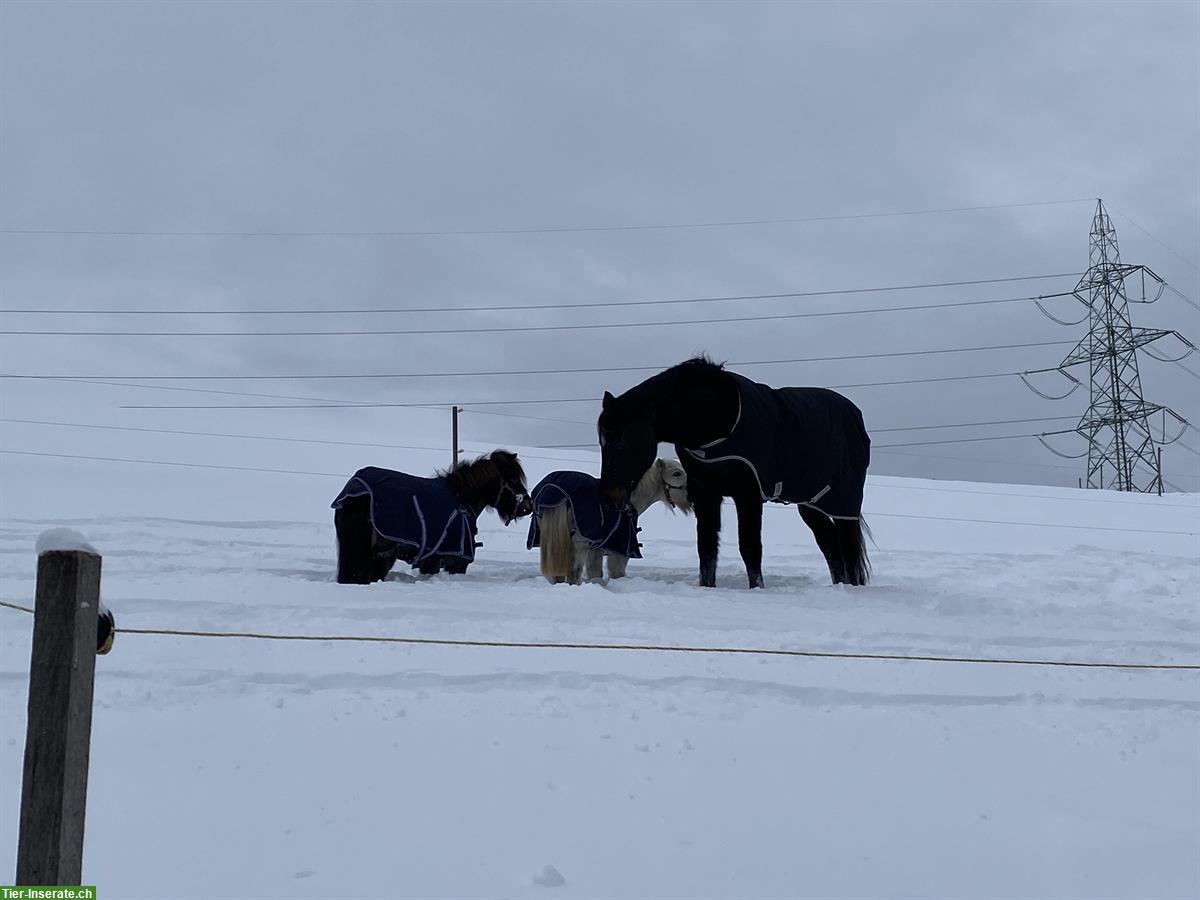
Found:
442,450 -> 526,507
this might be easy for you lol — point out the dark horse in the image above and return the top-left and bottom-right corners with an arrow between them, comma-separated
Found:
597,357 -> 871,588
332,450 -> 532,584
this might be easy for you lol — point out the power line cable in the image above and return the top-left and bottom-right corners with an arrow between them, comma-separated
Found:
864,479 -> 1194,507
4,368 -> 1031,390
1,373 -> 605,407
1175,362 -> 1200,383
0,367 -> 1070,417
873,446 -> 1200,482
1106,203 -> 1200,274
0,273 -> 1079,316
872,415 -> 1076,434
873,434 -> 1042,449
0,415 -> 1080,453
543,433 -> 1049,450
0,427 -> 598,466
0,198 -> 1095,239
0,419 -> 453,455
1176,442 -> 1200,460
1164,283 -> 1200,314
460,409 -> 592,426
0,292 -> 1079,337
0,368 -> 1054,413
0,448 -> 348,478
23,341 -> 1071,392
862,509 -> 1193,536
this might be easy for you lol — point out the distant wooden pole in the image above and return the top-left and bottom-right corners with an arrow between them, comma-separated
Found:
451,405 -> 461,470
17,548 -> 102,886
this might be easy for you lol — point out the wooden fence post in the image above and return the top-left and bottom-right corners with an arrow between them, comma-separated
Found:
16,547 -> 102,886
452,405 -> 462,470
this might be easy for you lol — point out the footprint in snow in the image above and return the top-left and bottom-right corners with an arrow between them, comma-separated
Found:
533,865 -> 565,887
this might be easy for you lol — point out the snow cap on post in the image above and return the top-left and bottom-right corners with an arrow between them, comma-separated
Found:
36,528 -> 99,557
34,528 -> 113,654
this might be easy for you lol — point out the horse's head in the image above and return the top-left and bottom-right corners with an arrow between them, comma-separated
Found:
598,390 -> 657,507
488,450 -> 533,525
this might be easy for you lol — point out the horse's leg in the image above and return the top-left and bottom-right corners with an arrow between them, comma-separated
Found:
693,490 -> 722,588
335,497 -> 374,584
834,516 -> 871,586
607,553 -> 629,579
799,506 -> 843,585
444,557 -> 469,575
733,494 -> 765,589
417,557 -> 440,576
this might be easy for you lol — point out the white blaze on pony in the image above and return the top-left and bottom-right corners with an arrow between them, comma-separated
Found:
529,459 -> 691,584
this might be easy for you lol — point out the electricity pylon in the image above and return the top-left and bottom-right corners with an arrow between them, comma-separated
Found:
1023,199 -> 1193,492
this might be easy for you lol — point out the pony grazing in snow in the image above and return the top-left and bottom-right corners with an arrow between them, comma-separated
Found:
598,356 -> 871,589
527,458 -> 691,584
332,450 -> 532,584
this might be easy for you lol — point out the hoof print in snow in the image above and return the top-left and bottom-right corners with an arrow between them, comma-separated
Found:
533,865 -> 565,887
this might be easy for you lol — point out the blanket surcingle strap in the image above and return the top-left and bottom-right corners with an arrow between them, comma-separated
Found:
331,467 -> 481,565
526,471 -> 642,558
681,372 -> 870,520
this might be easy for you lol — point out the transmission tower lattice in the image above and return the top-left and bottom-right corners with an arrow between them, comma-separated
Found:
1022,199 -> 1193,492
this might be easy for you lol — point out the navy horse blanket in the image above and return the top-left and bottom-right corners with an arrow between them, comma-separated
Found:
526,471 -> 642,558
681,372 -> 870,519
331,467 -> 480,565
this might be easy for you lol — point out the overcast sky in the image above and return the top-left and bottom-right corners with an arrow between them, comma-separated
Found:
1,0 -> 1198,506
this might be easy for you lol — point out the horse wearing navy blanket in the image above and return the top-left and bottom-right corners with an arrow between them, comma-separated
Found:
332,450 -> 532,584
527,459 -> 690,584
598,357 -> 871,588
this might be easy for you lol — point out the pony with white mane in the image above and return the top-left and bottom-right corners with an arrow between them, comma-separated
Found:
527,458 -> 691,584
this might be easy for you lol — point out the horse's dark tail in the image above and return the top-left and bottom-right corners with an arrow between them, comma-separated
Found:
837,515 -> 872,586
335,495 -> 376,584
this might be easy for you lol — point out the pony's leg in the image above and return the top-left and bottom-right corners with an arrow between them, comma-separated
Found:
417,557 -> 440,576
733,494 -> 765,589
370,541 -> 398,583
584,545 -> 605,582
693,491 -> 722,588
567,542 -> 585,585
335,498 -> 374,584
833,517 -> 871,586
798,506 -> 843,585
607,553 -> 629,579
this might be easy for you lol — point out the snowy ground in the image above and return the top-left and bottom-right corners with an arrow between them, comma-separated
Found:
0,449 -> 1197,900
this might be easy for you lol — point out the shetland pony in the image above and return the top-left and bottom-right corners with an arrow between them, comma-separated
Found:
333,450 -> 532,584
531,458 -> 691,584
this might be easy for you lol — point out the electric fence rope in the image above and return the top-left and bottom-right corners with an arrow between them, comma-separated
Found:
0,600 -> 1194,671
